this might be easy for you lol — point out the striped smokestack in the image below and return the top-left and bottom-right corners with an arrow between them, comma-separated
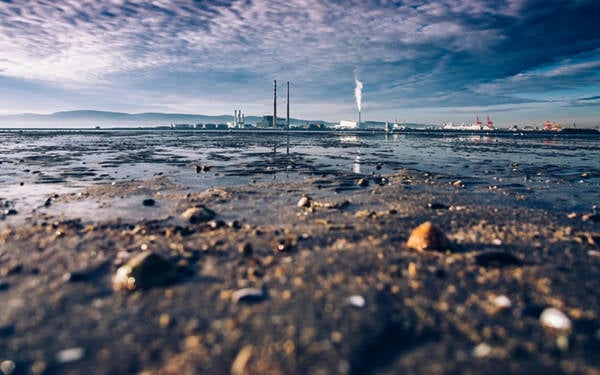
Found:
286,81 -> 290,130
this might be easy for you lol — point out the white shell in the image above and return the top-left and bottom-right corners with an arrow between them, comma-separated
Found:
472,343 -> 492,358
492,295 -> 512,310
540,307 -> 572,331
55,347 -> 85,363
347,295 -> 365,308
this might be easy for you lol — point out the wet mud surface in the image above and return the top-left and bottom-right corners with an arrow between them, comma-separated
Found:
0,130 -> 599,374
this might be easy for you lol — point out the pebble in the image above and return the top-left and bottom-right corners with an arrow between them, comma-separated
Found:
112,251 -> 178,291
406,221 -> 452,251
0,360 -> 16,375
55,347 -> 85,363
492,295 -> 512,310
475,251 -> 523,267
347,295 -> 365,308
231,345 -> 253,375
180,205 -> 216,224
297,194 -> 311,208
142,198 -> 155,207
582,213 -> 599,222
356,178 -> 369,187
427,202 -> 449,210
472,342 -> 492,358
539,307 -> 572,332
231,288 -> 265,303
237,242 -> 253,256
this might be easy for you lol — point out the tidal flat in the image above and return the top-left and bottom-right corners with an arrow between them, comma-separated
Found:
0,130 -> 599,374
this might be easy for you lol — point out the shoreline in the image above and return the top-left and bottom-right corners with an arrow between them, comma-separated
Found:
1,170 -> 599,374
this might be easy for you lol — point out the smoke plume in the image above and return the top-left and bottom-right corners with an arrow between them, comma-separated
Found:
354,74 -> 363,112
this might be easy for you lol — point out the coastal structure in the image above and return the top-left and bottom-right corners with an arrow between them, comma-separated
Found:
443,116 -> 495,131
228,109 -> 246,128
334,120 -> 360,129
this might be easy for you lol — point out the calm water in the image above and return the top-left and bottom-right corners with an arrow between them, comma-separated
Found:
0,129 -> 598,216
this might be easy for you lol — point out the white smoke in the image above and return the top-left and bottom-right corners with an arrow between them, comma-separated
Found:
354,74 -> 363,112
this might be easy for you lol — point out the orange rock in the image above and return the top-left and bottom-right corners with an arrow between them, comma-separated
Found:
406,221 -> 452,251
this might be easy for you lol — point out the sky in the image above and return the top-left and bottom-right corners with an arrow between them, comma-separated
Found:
0,0 -> 599,127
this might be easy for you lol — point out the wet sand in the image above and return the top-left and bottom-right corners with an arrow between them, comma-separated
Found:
1,164 -> 599,374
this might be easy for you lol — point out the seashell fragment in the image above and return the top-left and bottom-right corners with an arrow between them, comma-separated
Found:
231,288 -> 265,303
406,221 -> 452,251
539,307 -> 572,332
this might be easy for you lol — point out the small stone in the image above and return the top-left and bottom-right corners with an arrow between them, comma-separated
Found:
231,345 -> 253,375
159,314 -> 171,328
407,262 -> 418,277
406,221 -> 452,251
556,335 -> 569,351
297,194 -> 311,208
427,202 -> 449,210
475,252 -> 523,267
112,251 -> 178,291
231,287 -> 265,303
142,198 -> 155,207
357,178 -> 369,187
347,295 -> 365,308
567,212 -> 578,219
55,347 -> 85,363
540,307 -> 572,332
452,180 -> 463,187
0,360 -> 16,375
273,236 -> 296,253
582,213 -> 599,222
472,343 -> 492,358
237,242 -> 253,256
180,205 -> 216,224
492,295 -> 512,310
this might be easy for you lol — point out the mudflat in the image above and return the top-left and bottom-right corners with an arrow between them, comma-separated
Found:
1,167 -> 599,375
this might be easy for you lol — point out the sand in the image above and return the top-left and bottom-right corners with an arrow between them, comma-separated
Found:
0,168 -> 599,374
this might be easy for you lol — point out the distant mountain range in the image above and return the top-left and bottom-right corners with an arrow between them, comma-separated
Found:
0,110 -> 334,128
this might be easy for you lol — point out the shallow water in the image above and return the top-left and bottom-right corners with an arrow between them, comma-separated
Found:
0,129 -> 598,219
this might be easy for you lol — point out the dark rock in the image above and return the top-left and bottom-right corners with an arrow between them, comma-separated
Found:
180,205 -> 217,224
142,198 -> 156,207
427,202 -> 450,210
475,251 -> 523,267
113,251 -> 179,291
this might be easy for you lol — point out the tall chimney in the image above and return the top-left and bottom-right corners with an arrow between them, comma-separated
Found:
286,81 -> 290,130
358,110 -> 361,129
273,80 -> 277,128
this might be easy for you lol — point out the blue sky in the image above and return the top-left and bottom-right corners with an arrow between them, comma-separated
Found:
0,0 -> 599,127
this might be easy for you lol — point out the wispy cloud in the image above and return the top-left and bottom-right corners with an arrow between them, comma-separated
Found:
0,0 -> 598,123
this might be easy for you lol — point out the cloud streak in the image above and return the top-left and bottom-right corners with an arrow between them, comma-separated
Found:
0,0 -> 599,124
